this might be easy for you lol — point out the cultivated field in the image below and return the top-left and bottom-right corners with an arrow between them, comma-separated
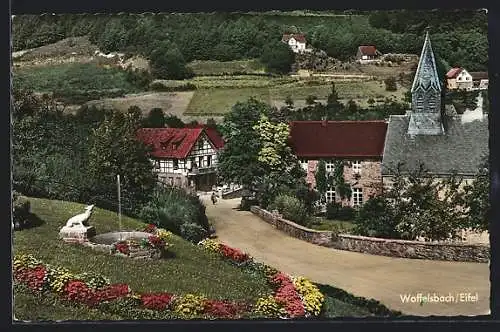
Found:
187,59 -> 265,76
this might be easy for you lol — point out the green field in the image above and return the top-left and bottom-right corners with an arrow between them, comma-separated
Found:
186,87 -> 271,115
13,63 -> 140,93
187,59 -> 265,76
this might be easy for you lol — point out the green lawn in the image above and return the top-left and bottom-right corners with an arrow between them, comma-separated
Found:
309,217 -> 355,233
13,197 -> 400,320
13,197 -> 272,300
185,87 -> 271,115
187,59 -> 265,76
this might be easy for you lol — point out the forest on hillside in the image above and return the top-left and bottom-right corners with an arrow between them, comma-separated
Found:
12,10 -> 488,71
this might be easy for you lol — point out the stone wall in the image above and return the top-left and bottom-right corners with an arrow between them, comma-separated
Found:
250,206 -> 489,263
222,187 -> 244,199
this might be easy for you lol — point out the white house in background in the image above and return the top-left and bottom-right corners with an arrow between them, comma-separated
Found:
446,67 -> 473,90
281,34 -> 307,53
136,126 -> 224,192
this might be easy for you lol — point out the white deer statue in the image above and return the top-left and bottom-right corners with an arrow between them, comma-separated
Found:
64,204 -> 95,229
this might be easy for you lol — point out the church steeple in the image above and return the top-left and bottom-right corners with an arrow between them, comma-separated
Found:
408,30 -> 444,136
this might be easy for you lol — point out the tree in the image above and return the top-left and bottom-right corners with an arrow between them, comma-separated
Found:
252,113 -> 306,207
315,160 -> 328,203
384,77 -> 398,91
463,158 -> 490,232
164,114 -> 185,128
217,98 -> 268,192
260,41 -> 295,74
87,108 -> 157,215
143,108 -> 165,128
149,42 -> 195,80
353,196 -> 400,238
379,163 -> 469,241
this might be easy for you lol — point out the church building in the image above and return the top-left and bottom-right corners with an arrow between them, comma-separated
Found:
381,31 -> 488,185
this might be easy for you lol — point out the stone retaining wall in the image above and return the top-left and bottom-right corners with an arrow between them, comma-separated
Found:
250,206 -> 489,263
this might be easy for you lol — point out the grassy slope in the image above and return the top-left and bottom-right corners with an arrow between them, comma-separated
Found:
13,197 -> 272,300
13,197 -> 400,320
13,63 -> 139,94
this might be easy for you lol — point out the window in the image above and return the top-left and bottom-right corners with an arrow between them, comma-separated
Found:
300,159 -> 308,171
173,159 -> 179,170
207,155 -> 212,167
325,190 -> 336,204
352,188 -> 363,207
159,160 -> 168,173
352,160 -> 361,174
325,161 -> 335,172
199,156 -> 203,168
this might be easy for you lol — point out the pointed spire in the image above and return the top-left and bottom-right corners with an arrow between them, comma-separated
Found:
407,29 -> 444,136
411,29 -> 441,93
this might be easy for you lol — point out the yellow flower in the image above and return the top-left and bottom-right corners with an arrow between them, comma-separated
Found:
173,294 -> 207,318
254,296 -> 286,317
199,239 -> 220,253
292,276 -> 325,316
157,229 -> 173,241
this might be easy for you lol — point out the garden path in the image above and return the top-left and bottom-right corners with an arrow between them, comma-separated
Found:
203,196 -> 490,317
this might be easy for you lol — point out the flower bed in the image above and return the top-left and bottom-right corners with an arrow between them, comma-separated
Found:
198,238 -> 325,319
13,233 -> 325,320
13,253 -> 251,319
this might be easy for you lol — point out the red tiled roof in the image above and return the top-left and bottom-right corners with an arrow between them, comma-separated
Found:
185,124 -> 225,149
204,127 -> 225,149
358,45 -> 377,56
136,127 -> 223,159
282,33 -> 307,43
289,121 -> 388,158
446,67 -> 463,78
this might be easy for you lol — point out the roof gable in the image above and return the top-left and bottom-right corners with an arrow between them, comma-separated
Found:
358,45 -> 377,56
282,33 -> 306,43
289,121 -> 388,158
136,127 -> 223,159
446,67 -> 463,79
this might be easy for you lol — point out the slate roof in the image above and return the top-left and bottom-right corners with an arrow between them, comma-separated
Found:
381,115 -> 488,176
136,127 -> 224,159
289,120 -> 388,158
411,32 -> 441,93
358,45 -> 378,56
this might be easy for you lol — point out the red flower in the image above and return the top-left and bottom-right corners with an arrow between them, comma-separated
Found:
115,242 -> 130,255
14,266 -> 47,291
144,224 -> 157,233
141,293 -> 174,310
203,299 -> 249,318
148,235 -> 166,248
63,281 -> 94,304
219,244 -> 250,263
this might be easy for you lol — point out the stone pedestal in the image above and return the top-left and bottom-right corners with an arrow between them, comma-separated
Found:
59,225 -> 96,243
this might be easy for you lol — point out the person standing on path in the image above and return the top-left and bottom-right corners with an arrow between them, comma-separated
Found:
211,192 -> 218,205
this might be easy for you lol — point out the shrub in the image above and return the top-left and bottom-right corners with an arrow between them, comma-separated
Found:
271,194 -> 309,226
325,202 -> 342,220
352,197 -> 399,239
172,294 -> 207,318
139,187 -> 210,243
337,206 -> 356,221
13,193 -> 31,230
